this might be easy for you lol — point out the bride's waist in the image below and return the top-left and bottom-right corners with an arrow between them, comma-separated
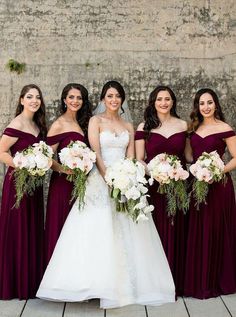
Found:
102,155 -> 126,167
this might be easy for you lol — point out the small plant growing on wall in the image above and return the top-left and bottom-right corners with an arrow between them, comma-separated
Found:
6,59 -> 26,74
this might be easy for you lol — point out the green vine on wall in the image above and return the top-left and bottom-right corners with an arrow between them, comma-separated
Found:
6,59 -> 26,74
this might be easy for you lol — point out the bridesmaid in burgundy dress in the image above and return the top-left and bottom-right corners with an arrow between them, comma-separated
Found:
44,83 -> 92,265
135,85 -> 188,296
184,88 -> 236,298
0,84 -> 47,299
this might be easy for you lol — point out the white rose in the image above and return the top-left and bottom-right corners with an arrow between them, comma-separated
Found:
59,148 -> 71,164
25,153 -> 36,169
201,158 -> 212,167
13,152 -> 28,168
157,162 -> 172,173
35,154 -> 51,170
125,160 -> 136,174
113,174 -> 130,191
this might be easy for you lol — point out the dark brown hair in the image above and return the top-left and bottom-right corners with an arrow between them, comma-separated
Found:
15,84 -> 47,138
190,88 -> 225,131
60,83 -> 92,136
143,85 -> 179,136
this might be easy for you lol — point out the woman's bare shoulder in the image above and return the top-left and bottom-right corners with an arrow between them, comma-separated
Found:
122,120 -> 134,134
6,115 -> 23,129
47,117 -> 65,136
136,122 -> 145,131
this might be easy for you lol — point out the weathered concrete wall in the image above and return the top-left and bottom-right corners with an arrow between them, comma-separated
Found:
0,0 -> 236,188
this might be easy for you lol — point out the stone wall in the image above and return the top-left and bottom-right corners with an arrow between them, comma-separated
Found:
0,0 -> 236,189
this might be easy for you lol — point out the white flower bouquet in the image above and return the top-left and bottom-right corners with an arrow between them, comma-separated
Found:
105,158 -> 154,222
147,153 -> 189,217
13,141 -> 53,208
59,140 -> 96,209
189,150 -> 225,208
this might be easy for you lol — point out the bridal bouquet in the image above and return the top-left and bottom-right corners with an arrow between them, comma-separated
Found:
13,141 -> 53,208
189,150 -> 225,208
147,153 -> 189,217
105,158 -> 154,222
59,140 -> 96,209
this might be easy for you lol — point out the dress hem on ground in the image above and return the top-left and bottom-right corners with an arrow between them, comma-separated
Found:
37,288 -> 175,308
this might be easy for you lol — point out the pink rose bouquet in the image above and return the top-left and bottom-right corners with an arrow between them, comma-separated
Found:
13,141 -> 53,208
189,150 -> 225,208
147,153 -> 189,217
59,140 -> 96,209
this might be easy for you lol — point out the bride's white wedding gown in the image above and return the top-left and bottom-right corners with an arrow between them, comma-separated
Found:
37,130 -> 175,308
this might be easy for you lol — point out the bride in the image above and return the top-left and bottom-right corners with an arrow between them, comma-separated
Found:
37,81 -> 175,309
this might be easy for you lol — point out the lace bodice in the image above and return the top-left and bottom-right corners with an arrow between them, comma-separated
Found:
100,130 -> 129,167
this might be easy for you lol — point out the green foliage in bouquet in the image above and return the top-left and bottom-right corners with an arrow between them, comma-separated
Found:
110,188 -> 140,222
12,141 -> 53,208
66,170 -> 87,210
191,180 -> 209,210
13,169 -> 44,208
189,151 -> 227,210
158,180 -> 189,218
191,176 -> 227,210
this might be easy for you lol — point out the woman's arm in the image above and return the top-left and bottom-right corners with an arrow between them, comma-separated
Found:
47,122 -> 63,173
135,122 -> 148,172
125,123 -> 135,159
88,116 -> 107,178
135,139 -> 148,170
224,135 -> 236,173
50,143 -> 63,173
0,134 -> 18,167
47,122 -> 73,175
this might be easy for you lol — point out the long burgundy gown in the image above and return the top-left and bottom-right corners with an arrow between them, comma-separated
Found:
135,131 -> 188,296
44,132 -> 85,265
184,130 -> 236,299
0,128 -> 44,299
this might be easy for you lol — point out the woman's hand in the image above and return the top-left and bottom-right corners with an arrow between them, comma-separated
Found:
61,167 -> 74,175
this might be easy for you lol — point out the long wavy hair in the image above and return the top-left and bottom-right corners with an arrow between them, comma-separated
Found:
60,83 -> 92,136
100,80 -> 125,114
15,84 -> 47,138
143,85 -> 179,136
190,88 -> 225,131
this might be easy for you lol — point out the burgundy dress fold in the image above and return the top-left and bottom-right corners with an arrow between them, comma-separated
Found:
0,128 -> 44,299
44,132 -> 85,265
184,130 -> 236,299
135,130 -> 188,296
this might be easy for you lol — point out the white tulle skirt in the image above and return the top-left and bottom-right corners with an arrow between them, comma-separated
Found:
37,168 -> 175,308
